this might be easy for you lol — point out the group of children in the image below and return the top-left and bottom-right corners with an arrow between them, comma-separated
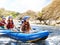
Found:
0,16 -> 31,33
0,16 -> 14,30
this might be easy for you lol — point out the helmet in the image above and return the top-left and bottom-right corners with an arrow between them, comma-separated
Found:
22,16 -> 30,20
8,16 -> 13,19
2,16 -> 6,19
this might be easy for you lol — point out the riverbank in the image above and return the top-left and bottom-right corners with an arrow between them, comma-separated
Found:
14,19 -> 60,27
29,20 -> 60,26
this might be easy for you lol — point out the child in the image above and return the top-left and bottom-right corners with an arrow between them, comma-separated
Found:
21,16 -> 31,33
0,17 -> 6,29
6,16 -> 14,30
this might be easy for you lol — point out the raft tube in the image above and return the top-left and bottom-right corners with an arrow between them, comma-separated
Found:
0,30 -> 49,42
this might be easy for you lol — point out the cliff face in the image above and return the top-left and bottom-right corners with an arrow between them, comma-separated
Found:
42,0 -> 60,20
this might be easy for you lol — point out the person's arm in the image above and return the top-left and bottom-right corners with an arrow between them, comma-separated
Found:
0,22 -> 5,25
20,23 -> 24,32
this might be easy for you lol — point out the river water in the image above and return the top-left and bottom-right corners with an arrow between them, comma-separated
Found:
29,25 -> 60,45
0,24 -> 60,45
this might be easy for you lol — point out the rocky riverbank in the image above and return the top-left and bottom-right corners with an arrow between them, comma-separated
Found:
29,20 -> 60,26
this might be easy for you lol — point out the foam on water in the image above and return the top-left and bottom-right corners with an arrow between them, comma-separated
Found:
46,36 -> 60,45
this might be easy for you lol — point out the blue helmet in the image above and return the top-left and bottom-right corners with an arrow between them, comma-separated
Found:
8,16 -> 13,19
22,16 -> 30,20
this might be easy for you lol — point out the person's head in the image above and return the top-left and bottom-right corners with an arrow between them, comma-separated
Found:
8,16 -> 13,20
22,16 -> 30,22
2,17 -> 6,21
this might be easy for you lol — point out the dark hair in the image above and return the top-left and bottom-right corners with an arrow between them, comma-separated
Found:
21,20 -> 30,32
22,20 -> 26,24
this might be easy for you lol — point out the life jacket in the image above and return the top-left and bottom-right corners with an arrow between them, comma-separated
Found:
0,20 -> 6,26
7,20 -> 14,29
21,22 -> 30,32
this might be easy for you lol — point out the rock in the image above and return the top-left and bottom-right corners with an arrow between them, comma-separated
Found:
56,20 -> 60,24
40,21 -> 44,25
49,20 -> 56,26
46,20 -> 50,25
